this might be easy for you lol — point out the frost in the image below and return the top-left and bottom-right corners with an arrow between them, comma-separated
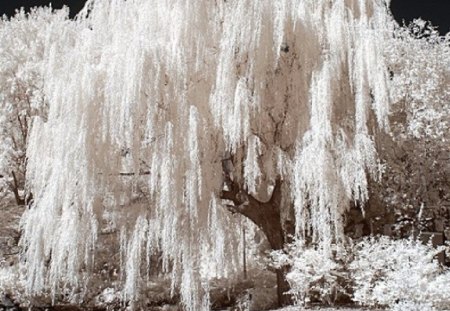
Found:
13,0 -> 401,309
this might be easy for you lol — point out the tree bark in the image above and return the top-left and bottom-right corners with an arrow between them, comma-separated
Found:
276,266 -> 293,306
10,170 -> 25,206
221,178 -> 293,306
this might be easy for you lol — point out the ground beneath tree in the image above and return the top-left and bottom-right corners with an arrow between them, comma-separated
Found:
1,205 -> 382,311
271,306 -> 383,311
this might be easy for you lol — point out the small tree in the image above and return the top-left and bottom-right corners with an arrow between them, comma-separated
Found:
375,20 -> 450,233
0,7 -> 67,207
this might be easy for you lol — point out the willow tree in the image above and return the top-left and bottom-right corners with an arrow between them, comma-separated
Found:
20,0 -> 393,309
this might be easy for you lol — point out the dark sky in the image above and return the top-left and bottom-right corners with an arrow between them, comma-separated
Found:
1,0 -> 86,18
0,0 -> 449,35
390,0 -> 450,34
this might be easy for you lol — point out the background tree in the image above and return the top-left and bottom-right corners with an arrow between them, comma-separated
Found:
0,7 -> 67,206
375,20 -> 450,234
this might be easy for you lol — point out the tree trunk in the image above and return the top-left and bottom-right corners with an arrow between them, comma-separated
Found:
10,171 -> 25,206
276,266 -> 293,306
221,179 -> 293,306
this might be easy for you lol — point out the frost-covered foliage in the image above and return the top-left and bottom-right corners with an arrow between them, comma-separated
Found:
0,8 -> 66,206
270,240 -> 350,306
13,0 -> 399,309
376,19 -> 450,229
0,264 -> 25,307
271,237 -> 450,310
388,19 -> 450,140
390,301 -> 437,311
350,236 -> 450,309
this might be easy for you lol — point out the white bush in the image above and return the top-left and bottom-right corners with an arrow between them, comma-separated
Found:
271,236 -> 450,310
0,264 -> 25,304
350,236 -> 450,309
270,240 -> 350,306
391,301 -> 436,311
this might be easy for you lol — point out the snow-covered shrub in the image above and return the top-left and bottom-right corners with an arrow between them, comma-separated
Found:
270,240 -> 350,306
350,236 -> 449,309
0,264 -> 25,305
378,18 -> 450,234
391,301 -> 436,311
424,272 -> 450,309
273,236 -> 450,310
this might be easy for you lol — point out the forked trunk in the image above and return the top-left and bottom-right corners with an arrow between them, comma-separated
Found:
222,179 -> 293,306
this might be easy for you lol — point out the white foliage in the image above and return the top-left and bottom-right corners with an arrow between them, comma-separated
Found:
270,240 -> 349,306
9,0 -> 403,309
350,236 -> 450,309
390,301 -> 436,311
0,7 -> 67,205
386,19 -> 450,140
122,217 -> 148,302
0,265 -> 23,295
271,237 -> 450,310
244,135 -> 262,196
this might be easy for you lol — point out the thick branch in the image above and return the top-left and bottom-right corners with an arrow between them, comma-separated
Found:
220,178 -> 285,249
118,171 -> 151,176
97,171 -> 151,176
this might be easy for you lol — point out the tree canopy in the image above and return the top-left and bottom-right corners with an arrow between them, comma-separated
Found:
0,0 -> 447,310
